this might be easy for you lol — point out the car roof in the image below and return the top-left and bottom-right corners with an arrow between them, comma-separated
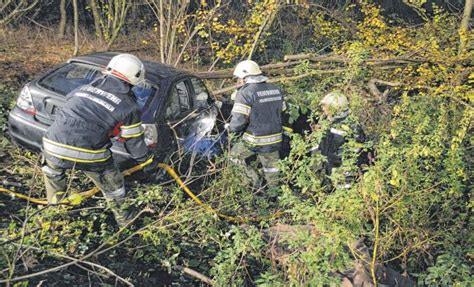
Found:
68,52 -> 188,84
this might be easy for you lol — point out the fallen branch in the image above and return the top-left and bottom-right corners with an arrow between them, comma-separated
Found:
211,68 -> 350,96
283,53 -> 425,65
0,209 -> 150,284
197,55 -> 422,80
194,60 -> 303,79
284,53 -> 345,62
367,78 -> 402,101
175,265 -> 214,286
8,243 -> 134,287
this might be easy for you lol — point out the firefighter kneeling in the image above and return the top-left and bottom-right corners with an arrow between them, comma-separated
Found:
41,54 -> 158,227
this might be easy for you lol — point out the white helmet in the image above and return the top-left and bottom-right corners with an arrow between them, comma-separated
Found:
233,60 -> 262,79
105,54 -> 145,86
320,91 -> 349,111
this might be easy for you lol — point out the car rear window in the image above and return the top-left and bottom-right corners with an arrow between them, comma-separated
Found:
39,62 -> 157,111
39,62 -> 102,95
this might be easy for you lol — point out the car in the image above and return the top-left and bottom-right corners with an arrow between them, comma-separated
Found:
8,52 -> 228,169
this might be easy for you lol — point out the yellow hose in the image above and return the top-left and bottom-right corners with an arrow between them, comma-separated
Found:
0,159 -> 280,223
0,158 -> 153,206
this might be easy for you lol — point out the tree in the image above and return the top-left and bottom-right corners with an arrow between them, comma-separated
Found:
72,0 -> 79,56
458,0 -> 473,54
88,0 -> 131,50
145,0 -> 191,65
88,0 -> 103,42
0,0 -> 39,26
58,0 -> 67,39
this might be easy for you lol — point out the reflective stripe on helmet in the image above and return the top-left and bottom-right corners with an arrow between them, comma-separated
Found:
232,103 -> 251,116
243,132 -> 282,146
110,69 -> 131,83
120,122 -> 144,138
43,138 -> 111,163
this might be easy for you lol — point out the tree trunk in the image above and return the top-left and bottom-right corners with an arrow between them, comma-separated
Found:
89,0 -> 103,42
58,0 -> 67,39
459,0 -> 473,54
72,0 -> 79,56
159,0 -> 165,63
105,0 -> 129,50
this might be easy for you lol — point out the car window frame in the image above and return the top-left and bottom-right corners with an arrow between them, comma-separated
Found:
189,77 -> 212,110
163,77 -> 194,121
132,80 -> 160,113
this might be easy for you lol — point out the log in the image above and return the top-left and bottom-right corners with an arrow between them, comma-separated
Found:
196,55 -> 423,80
193,60 -> 303,79
211,68 -> 350,96
284,53 -> 346,62
284,53 -> 425,65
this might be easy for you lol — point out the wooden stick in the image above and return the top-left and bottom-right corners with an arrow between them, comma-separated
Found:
7,243 -> 134,286
367,78 -> 402,100
175,265 -> 214,285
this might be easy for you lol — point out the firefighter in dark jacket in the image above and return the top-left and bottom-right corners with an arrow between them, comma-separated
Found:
315,91 -> 366,188
41,53 -> 157,226
226,60 -> 283,189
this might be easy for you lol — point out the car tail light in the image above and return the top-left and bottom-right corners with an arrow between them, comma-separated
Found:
142,123 -> 158,147
16,85 -> 36,115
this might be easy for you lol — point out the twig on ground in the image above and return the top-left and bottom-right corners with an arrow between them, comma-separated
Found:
175,265 -> 214,286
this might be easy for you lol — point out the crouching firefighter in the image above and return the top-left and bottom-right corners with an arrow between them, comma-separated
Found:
41,53 -> 158,227
314,91 -> 367,189
226,60 -> 284,189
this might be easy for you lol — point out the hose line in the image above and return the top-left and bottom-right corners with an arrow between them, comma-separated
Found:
0,160 -> 280,223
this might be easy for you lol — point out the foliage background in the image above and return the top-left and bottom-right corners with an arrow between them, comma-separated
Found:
0,0 -> 472,286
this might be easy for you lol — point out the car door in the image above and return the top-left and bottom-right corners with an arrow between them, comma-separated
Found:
155,78 -> 194,158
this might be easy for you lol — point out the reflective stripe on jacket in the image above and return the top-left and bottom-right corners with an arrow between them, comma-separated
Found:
43,137 -> 111,163
229,76 -> 284,153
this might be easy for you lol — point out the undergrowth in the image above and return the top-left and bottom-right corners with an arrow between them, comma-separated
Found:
1,2 -> 472,286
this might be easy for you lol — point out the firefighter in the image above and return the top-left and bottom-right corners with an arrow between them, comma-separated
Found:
226,60 -> 284,189
315,91 -> 366,188
41,53 -> 157,226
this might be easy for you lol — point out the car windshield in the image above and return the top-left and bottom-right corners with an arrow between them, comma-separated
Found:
39,62 -> 157,111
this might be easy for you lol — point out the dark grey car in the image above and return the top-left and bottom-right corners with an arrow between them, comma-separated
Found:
8,52 -> 227,169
